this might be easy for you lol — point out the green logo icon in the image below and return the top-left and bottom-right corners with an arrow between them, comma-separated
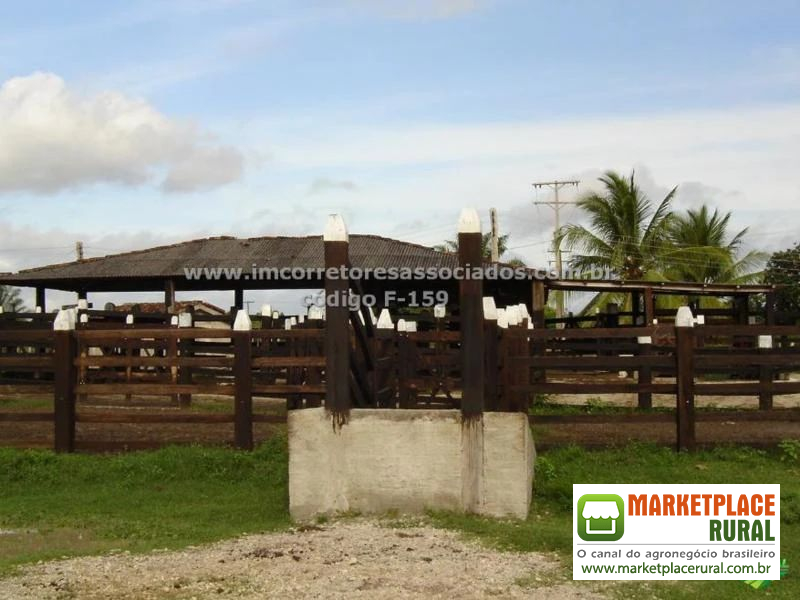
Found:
577,494 -> 625,541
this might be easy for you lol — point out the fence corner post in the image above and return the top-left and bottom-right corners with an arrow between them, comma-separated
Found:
324,214 -> 351,427
675,307 -> 696,452
458,208 -> 485,418
233,310 -> 253,450
53,309 -> 77,453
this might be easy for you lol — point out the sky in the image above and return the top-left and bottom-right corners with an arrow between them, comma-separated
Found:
1,0 -> 799,311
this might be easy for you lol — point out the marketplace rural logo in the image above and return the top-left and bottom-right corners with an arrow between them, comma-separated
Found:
577,494 -> 625,542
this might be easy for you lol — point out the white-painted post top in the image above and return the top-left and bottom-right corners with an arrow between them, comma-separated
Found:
405,321 -> 418,332
675,306 -> 695,328
271,311 -> 280,320
637,336 -> 653,345
77,299 -> 88,310
397,318 -> 407,332
323,214 -> 349,242
298,314 -> 305,324
497,308 -> 508,329
376,308 -> 393,329
482,296 -> 497,320
170,315 -> 179,326
506,305 -> 521,326
125,314 -> 135,325
368,306 -> 377,326
0,306 -> 4,314
35,306 -> 42,314
308,306 -> 323,320
433,303 -> 446,319
233,309 -> 252,331
53,309 -> 75,331
261,304 -> 272,317
178,312 -> 193,328
284,320 -> 293,331
80,313 -> 89,324
457,208 -> 481,233
758,335 -> 773,349
695,315 -> 706,325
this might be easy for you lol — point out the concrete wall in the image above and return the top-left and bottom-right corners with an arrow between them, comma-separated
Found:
288,408 -> 534,521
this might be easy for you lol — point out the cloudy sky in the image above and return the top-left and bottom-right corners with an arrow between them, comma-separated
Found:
1,0 -> 799,310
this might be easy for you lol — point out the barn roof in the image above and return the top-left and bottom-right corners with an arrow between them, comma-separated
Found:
0,234 -> 546,293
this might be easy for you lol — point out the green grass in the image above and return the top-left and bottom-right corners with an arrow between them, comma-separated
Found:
1,435 -> 798,599
430,442 -> 800,599
0,436 -> 290,574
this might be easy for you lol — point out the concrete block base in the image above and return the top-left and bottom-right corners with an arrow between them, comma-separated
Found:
288,408 -> 535,521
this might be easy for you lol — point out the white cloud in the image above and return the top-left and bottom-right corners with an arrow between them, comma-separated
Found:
0,72 -> 244,194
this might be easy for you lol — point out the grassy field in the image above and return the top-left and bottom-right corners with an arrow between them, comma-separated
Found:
0,438 -> 797,598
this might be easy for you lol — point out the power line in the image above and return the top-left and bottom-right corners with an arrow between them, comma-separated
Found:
532,179 -> 580,319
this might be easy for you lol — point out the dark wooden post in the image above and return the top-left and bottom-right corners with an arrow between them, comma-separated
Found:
458,209 -> 484,418
177,307 -> 194,407
758,335 -> 774,411
531,280 -> 546,329
53,311 -> 77,453
324,214 -> 351,425
35,287 -> 46,312
631,291 -> 642,326
233,311 -> 253,450
164,279 -> 176,314
765,291 -> 776,326
675,307 -> 696,452
644,287 -> 655,325
234,289 -> 244,311
483,297 -> 499,411
637,334 -> 653,409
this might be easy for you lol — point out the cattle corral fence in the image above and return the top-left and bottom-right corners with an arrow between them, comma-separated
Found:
1,212 -> 799,452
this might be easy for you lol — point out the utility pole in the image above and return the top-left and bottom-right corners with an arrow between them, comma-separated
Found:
532,179 -> 580,320
75,241 -> 84,261
490,208 -> 499,262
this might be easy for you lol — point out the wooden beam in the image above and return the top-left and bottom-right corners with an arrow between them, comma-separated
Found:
35,287 -> 46,312
324,215 -> 351,423
53,329 -> 77,452
675,323 -> 696,452
458,209 -> 484,417
164,279 -> 176,314
233,329 -> 253,450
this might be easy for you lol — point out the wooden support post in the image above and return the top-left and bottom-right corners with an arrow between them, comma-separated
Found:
234,288 -> 244,311
631,291 -> 642,326
458,209 -> 485,418
531,280 -> 546,329
765,291 -> 776,326
35,287 -> 46,313
53,311 -> 77,453
177,307 -> 194,407
324,215 -> 351,424
637,335 -> 653,409
644,287 -> 655,325
233,311 -> 253,450
675,308 -> 696,452
164,279 -> 176,314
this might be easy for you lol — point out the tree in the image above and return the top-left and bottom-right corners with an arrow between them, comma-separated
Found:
764,242 -> 800,318
0,286 -> 24,312
559,170 -> 675,281
433,232 -> 525,266
665,205 -> 765,285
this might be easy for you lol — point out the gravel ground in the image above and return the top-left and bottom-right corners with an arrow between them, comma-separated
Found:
0,521 -> 602,600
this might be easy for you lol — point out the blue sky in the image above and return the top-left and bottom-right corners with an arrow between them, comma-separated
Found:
1,0 -> 799,309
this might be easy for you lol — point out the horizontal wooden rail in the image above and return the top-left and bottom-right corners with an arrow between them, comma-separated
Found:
251,384 -> 326,395
514,382 -> 677,394
509,355 -> 673,369
0,384 -> 54,394
75,356 -> 234,368
0,356 -> 54,368
251,356 -> 325,368
694,381 -> 800,396
0,411 -> 54,422
76,383 -> 234,395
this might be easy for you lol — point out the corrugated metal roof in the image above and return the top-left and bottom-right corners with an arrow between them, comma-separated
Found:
0,234 -> 544,288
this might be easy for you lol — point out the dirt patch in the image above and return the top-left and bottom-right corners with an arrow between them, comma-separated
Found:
0,521 -> 602,600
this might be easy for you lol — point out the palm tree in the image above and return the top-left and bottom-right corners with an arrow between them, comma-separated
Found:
665,205 -> 765,284
433,233 -> 525,266
558,170 -> 676,281
0,286 -> 24,312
